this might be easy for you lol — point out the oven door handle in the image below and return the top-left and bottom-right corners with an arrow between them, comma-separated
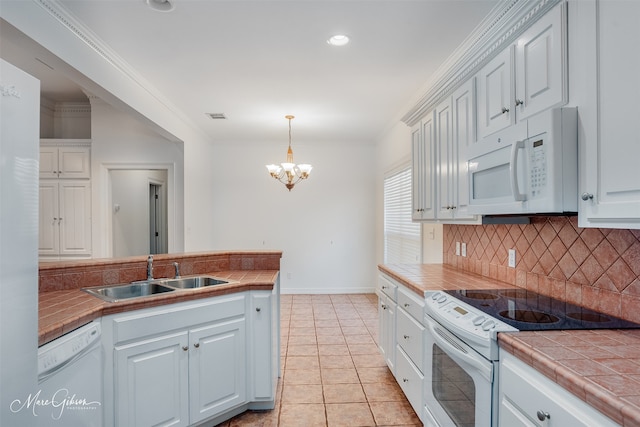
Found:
426,318 -> 493,383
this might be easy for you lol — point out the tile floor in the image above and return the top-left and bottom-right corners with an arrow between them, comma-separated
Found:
217,294 -> 421,426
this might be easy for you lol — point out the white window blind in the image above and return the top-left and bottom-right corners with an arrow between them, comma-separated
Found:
384,165 -> 421,263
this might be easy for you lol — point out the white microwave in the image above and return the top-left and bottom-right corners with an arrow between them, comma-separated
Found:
467,107 -> 577,215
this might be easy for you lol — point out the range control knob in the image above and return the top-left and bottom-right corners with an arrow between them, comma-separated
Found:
482,320 -> 496,331
473,316 -> 486,326
437,295 -> 447,304
431,292 -> 440,300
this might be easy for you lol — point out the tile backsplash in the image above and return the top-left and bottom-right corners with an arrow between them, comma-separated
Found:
444,216 -> 640,323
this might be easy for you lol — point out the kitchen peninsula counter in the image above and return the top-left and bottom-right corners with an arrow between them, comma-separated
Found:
39,251 -> 281,346
379,263 -> 640,427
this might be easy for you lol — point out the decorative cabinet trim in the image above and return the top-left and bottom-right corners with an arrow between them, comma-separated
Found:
40,138 -> 91,147
402,0 -> 562,126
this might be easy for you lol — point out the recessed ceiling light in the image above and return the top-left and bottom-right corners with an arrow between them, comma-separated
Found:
146,0 -> 174,12
327,35 -> 350,47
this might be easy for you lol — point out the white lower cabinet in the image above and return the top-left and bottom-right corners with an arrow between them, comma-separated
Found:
499,351 -> 619,427
378,273 -> 425,423
103,290 -> 277,427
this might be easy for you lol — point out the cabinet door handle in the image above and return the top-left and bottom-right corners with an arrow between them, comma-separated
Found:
404,303 -> 410,308
403,335 -> 409,339
193,343 -> 200,348
402,378 -> 409,383
581,192 -> 594,201
381,304 -> 387,310
182,346 -> 188,351
536,410 -> 550,421
381,285 -> 387,289
501,107 -> 510,114
515,99 -> 524,106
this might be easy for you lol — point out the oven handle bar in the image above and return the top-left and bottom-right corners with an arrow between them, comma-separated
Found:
426,316 -> 493,383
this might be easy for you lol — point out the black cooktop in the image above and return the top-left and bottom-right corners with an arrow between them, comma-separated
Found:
444,288 -> 640,331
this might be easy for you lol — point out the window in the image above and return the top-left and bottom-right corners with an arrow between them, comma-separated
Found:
384,165 -> 421,263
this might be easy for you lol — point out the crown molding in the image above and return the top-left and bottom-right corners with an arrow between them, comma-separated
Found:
53,101 -> 91,114
402,0 -> 562,126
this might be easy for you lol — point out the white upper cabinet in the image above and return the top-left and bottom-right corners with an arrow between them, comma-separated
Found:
476,48 -> 514,139
477,2 -> 567,141
412,111 -> 436,221
436,80 -> 480,222
39,141 -> 91,179
574,0 -> 640,228
515,2 -> 567,121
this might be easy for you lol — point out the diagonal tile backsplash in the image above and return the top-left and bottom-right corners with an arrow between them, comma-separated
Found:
444,216 -> 640,323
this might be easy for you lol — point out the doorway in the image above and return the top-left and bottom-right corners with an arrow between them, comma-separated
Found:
110,169 -> 168,258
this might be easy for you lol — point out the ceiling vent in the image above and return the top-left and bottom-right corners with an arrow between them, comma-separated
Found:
206,113 -> 227,120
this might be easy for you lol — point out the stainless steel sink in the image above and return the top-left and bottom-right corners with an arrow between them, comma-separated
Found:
82,282 -> 176,302
158,276 -> 230,289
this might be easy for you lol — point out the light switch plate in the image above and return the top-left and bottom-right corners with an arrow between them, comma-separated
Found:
508,249 -> 516,268
455,242 -> 461,256
461,243 -> 467,257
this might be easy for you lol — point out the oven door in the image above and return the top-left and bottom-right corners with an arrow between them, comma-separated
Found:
423,314 -> 495,427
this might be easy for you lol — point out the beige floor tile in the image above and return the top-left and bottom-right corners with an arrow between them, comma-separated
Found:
326,402 -> 375,426
284,368 -> 321,384
323,383 -> 366,403
345,334 -> 376,345
289,326 -> 316,336
341,326 -> 370,335
288,334 -> 317,345
227,409 -> 278,426
318,344 -> 350,356
339,318 -> 366,327
316,327 -> 343,336
317,334 -> 346,345
352,354 -> 388,368
356,366 -> 396,384
285,355 -> 319,370
319,355 -> 355,369
287,344 -> 318,356
321,367 -> 360,384
348,343 -> 381,355
362,382 -> 406,402
281,384 -> 324,403
369,401 -> 422,425
315,319 -> 340,327
278,403 -> 326,427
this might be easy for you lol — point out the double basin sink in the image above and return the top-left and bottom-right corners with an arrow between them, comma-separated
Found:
83,276 -> 232,303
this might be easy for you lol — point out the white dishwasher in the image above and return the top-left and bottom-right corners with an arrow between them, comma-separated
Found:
37,320 -> 103,427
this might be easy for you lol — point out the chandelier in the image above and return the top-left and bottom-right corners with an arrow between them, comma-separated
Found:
266,115 -> 313,191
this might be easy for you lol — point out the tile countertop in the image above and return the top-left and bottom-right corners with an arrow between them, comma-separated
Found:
379,263 -> 640,427
39,270 -> 279,346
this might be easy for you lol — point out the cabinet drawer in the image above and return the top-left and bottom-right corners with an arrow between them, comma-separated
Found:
397,286 -> 424,322
499,352 -> 619,427
395,346 -> 424,421
111,294 -> 246,344
378,274 -> 398,301
396,307 -> 424,371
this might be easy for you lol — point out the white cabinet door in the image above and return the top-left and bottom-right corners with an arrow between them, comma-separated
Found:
249,292 -> 277,404
189,318 -> 246,424
515,2 -> 567,120
115,332 -> 190,427
451,80 -> 478,221
477,48 -> 514,139
39,181 -> 91,257
577,0 -> 640,228
436,97 -> 454,219
377,292 -> 396,373
412,111 -> 436,221
58,181 -> 92,255
39,144 -> 90,179
38,182 -> 59,255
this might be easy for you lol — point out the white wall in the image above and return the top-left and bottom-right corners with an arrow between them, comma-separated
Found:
375,121 -> 443,265
209,141 -> 377,293
89,98 -> 185,258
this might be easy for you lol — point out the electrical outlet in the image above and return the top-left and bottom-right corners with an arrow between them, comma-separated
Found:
461,243 -> 467,257
508,249 -> 516,268
455,242 -> 461,256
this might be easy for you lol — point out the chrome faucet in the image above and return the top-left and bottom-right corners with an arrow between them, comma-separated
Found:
173,262 -> 180,279
147,255 -> 154,280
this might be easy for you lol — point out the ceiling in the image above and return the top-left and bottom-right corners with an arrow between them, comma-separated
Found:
1,0 -> 500,144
